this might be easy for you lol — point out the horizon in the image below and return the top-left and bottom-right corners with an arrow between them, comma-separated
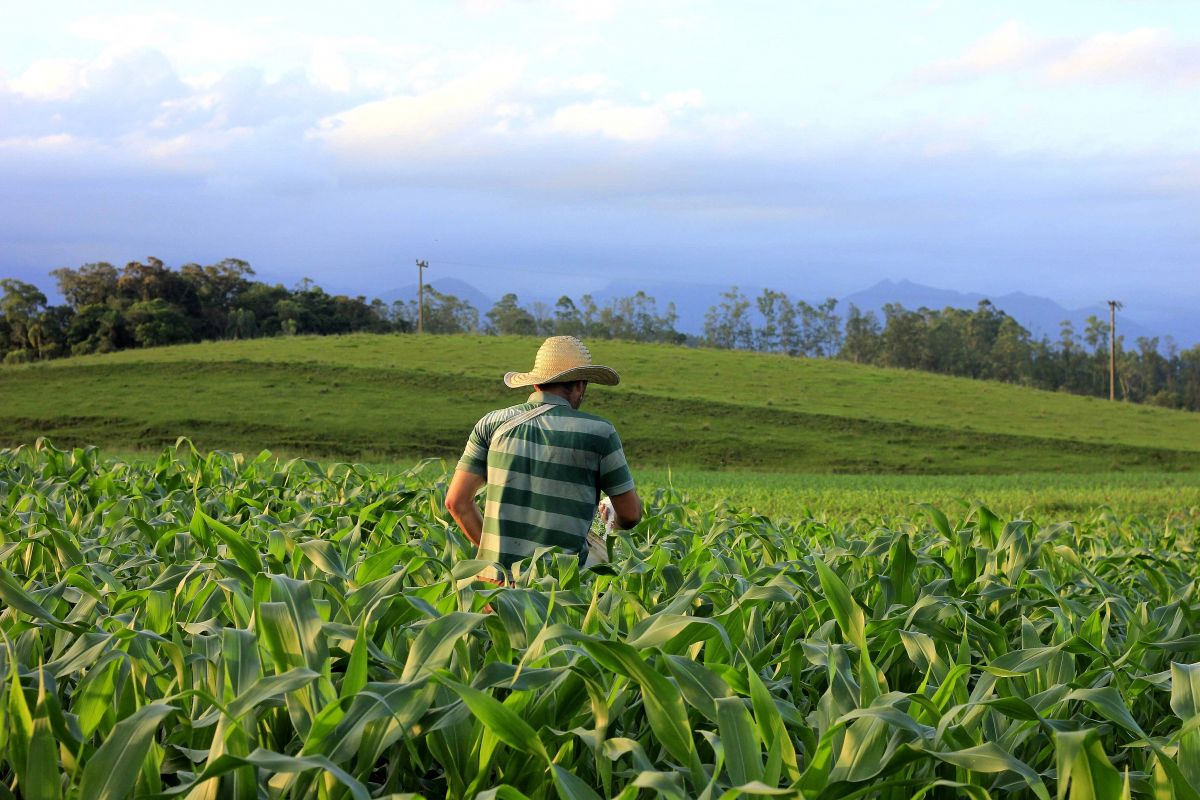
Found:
2,1 -> 1197,324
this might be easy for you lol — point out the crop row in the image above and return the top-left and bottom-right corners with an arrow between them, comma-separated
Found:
1,440 -> 1199,799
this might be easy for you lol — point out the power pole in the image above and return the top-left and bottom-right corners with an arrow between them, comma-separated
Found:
1107,299 -> 1122,401
416,259 -> 429,334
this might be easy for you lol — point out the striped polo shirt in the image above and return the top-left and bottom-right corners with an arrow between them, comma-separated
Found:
456,391 -> 635,578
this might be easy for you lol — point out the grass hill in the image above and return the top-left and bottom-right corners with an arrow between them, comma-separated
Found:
2,333 -> 1198,473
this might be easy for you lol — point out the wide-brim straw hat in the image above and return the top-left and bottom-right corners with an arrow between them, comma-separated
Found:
504,336 -> 620,388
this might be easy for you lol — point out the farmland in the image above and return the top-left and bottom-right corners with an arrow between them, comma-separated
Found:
3,334 -> 1200,798
3,440 -> 1200,799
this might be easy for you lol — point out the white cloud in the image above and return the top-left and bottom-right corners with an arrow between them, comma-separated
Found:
309,43 -> 353,93
664,90 -> 704,111
311,57 -> 525,154
544,88 -> 704,142
917,21 -> 1200,89
918,21 -> 1053,82
559,72 -> 617,94
1045,28 -> 1200,87
8,58 -> 86,100
0,133 -> 82,153
68,13 -> 275,72
554,0 -> 623,24
547,100 -> 670,141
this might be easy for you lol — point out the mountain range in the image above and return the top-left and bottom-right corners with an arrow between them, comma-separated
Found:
380,277 -> 1197,349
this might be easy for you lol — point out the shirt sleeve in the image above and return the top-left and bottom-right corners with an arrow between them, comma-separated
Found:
598,427 -> 635,497
456,416 -> 490,476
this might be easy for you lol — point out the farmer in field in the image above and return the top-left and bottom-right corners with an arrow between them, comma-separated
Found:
445,335 -> 643,583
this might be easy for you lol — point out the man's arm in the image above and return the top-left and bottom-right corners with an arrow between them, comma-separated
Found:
606,488 -> 642,530
445,469 -> 487,545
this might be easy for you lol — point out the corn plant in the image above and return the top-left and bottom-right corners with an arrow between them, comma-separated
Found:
1,439 -> 1199,799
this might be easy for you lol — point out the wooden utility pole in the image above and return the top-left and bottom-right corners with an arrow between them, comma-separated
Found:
1107,299 -> 1122,401
416,259 -> 429,334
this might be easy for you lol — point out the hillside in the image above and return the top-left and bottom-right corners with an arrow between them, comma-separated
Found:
2,333 -> 1198,472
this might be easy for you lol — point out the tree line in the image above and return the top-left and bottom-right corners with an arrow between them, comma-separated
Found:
3,259 -> 1198,411
700,286 -> 1200,411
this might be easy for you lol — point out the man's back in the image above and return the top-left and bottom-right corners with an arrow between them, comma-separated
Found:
444,336 -> 642,581
457,390 -> 634,576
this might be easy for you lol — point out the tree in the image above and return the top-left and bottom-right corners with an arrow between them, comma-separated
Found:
839,305 -> 881,364
52,262 -> 119,308
234,282 -> 291,336
704,286 -> 753,349
0,278 -> 48,358
754,289 -> 787,352
1083,315 -> 1109,353
529,301 -> 554,335
227,308 -> 258,339
180,259 -> 255,339
66,304 -> 128,354
486,294 -> 538,335
419,288 -> 480,334
127,299 -> 192,347
118,257 -> 194,308
811,297 -> 842,357
553,296 -> 584,337
879,304 -> 928,369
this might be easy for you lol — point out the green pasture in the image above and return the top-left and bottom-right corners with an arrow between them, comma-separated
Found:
2,333 -> 1198,473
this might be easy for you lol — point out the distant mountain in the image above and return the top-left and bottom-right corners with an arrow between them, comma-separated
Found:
378,278 -> 494,314
374,275 -> 1197,349
841,279 -> 1170,345
584,281 -> 752,335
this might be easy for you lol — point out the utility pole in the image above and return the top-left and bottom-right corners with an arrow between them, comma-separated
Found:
416,259 -> 429,334
1107,299 -> 1122,401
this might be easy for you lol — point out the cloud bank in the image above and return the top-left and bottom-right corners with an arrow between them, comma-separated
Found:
0,5 -> 1197,325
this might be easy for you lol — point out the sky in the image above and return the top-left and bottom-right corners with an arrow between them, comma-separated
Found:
1,0 -> 1198,320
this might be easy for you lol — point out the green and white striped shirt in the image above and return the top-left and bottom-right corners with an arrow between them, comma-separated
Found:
456,391 -> 635,577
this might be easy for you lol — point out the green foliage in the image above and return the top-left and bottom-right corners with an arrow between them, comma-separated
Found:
2,440 -> 1200,798
1,258 -> 410,362
709,289 -> 1200,412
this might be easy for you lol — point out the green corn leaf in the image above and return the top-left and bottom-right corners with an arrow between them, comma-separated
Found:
1171,662 -> 1200,793
551,765 -> 604,800
7,660 -> 34,794
400,612 -> 487,682
580,639 -> 698,770
1064,687 -> 1146,738
26,671 -> 61,800
715,697 -> 763,786
78,703 -> 175,800
166,748 -> 372,800
1171,662 -> 1200,720
925,742 -> 1051,800
1054,729 -> 1124,800
814,557 -> 866,653
199,509 -> 262,580
433,671 -> 549,761
225,668 -> 320,720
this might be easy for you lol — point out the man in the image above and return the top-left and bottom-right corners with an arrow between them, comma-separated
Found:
445,335 -> 642,582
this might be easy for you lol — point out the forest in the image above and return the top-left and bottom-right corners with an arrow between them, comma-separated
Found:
3,258 -> 1198,411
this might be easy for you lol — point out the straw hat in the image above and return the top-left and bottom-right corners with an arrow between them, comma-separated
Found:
504,336 -> 620,388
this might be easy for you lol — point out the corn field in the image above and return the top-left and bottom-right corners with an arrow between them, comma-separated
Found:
2,441 -> 1200,799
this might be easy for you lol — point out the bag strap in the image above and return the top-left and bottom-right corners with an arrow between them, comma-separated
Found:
492,403 -> 555,442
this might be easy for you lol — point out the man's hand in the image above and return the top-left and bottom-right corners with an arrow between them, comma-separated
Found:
605,489 -> 642,530
445,469 -> 486,545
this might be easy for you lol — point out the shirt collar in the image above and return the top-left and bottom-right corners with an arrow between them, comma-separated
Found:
528,391 -> 571,407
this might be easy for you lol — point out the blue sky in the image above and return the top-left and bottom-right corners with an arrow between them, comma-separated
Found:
2,0 -> 1198,319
